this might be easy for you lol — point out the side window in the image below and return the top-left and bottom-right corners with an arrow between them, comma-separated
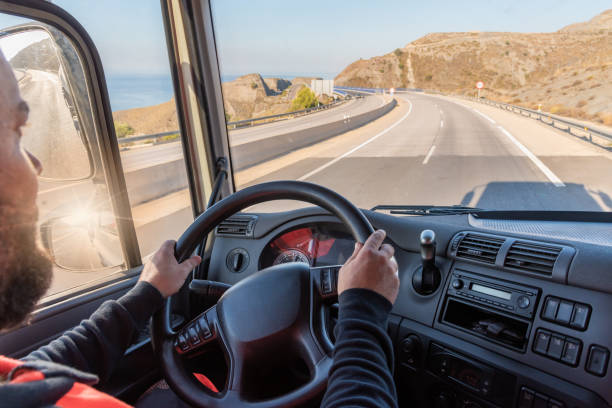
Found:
54,1 -> 194,260
0,14 -> 125,299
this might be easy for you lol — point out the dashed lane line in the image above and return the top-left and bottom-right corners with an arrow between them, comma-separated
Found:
298,99 -> 413,181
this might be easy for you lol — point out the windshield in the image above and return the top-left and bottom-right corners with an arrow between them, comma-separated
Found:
210,1 -> 612,212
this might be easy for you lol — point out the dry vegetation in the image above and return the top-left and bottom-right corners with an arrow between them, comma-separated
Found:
335,10 -> 612,126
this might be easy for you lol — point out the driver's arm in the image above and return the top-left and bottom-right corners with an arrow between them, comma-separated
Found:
25,240 -> 200,384
321,230 -> 400,408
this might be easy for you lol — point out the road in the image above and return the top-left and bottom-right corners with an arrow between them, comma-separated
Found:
238,92 -> 612,212
117,94 -> 385,171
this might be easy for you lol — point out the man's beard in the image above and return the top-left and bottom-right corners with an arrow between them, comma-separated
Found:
0,205 -> 53,331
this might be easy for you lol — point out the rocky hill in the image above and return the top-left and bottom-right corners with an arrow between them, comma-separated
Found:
335,9 -> 612,124
221,74 -> 322,121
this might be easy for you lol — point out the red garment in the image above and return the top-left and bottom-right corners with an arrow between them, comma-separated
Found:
1,355 -> 218,407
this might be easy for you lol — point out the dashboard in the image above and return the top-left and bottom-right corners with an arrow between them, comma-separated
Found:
259,223 -> 354,268
208,208 -> 612,408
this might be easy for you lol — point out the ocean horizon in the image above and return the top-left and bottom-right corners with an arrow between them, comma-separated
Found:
108,72 -> 336,112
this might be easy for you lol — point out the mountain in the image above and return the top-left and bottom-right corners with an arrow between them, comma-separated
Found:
335,9 -> 612,125
10,38 -> 59,72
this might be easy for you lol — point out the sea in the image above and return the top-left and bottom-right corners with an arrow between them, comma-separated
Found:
108,72 -> 335,112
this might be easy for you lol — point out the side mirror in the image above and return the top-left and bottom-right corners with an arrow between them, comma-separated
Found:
40,208 -> 123,271
0,25 -> 96,181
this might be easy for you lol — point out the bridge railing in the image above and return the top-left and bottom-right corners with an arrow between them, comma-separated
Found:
118,98 -> 348,145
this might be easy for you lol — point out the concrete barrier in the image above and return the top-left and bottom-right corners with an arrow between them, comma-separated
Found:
123,159 -> 189,206
231,98 -> 397,170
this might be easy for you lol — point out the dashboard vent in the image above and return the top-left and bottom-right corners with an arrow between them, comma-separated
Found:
216,216 -> 257,237
504,241 -> 561,275
456,233 -> 504,264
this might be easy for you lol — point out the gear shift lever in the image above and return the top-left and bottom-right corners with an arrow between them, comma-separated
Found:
412,229 -> 441,295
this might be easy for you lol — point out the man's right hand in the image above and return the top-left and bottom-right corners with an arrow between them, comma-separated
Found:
337,230 -> 400,304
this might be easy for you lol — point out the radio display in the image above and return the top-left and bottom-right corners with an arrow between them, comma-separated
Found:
470,283 -> 512,300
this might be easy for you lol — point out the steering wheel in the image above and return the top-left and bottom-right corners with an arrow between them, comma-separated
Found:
151,180 -> 374,407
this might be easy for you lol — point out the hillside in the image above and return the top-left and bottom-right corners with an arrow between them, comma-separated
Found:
10,38 -> 59,72
335,9 -> 612,124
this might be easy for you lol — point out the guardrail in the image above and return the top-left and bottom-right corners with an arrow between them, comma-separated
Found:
469,97 -> 612,144
118,99 -> 348,145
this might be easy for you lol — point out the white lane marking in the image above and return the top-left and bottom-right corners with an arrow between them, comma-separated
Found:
423,145 -> 436,164
497,126 -> 565,187
298,100 -> 413,180
440,120 -> 444,128
472,108 -> 496,124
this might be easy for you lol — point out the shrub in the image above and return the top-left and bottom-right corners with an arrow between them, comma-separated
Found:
587,75 -> 594,80
251,82 -> 258,89
550,104 -> 568,115
160,133 -> 180,142
425,74 -> 433,81
505,41 -> 510,45
394,48 -> 403,57
114,122 -> 134,138
399,63 -> 405,70
290,87 -> 318,111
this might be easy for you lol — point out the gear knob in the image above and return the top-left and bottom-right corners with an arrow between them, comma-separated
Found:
420,229 -> 436,262
413,229 -> 441,295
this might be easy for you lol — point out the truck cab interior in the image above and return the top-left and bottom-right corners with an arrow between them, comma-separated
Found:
0,1 -> 610,407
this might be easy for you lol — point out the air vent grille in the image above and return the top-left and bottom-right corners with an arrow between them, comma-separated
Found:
216,216 -> 257,237
456,233 -> 504,264
504,241 -> 561,275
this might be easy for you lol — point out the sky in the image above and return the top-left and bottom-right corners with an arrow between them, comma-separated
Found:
0,1 -> 610,78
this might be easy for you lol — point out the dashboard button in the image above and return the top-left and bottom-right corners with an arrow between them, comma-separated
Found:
548,399 -> 564,408
518,387 -> 535,408
547,335 -> 565,360
586,346 -> 609,377
569,303 -> 590,330
561,338 -> 581,366
534,330 -> 551,355
452,279 -> 463,289
517,295 -> 530,309
542,297 -> 559,321
534,394 -> 548,408
555,301 -> 573,325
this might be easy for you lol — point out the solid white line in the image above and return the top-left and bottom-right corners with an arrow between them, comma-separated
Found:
497,126 -> 565,187
423,145 -> 436,164
298,100 -> 413,180
440,120 -> 444,128
472,108 -> 496,124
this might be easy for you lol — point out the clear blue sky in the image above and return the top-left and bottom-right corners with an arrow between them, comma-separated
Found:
3,1 -> 611,77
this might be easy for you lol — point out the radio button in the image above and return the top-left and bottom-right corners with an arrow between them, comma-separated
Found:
452,279 -> 463,289
517,295 -> 531,309
556,301 -> 574,325
534,330 -> 552,355
548,335 -> 565,360
542,297 -> 560,321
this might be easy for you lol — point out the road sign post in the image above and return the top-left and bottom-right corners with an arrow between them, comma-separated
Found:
476,81 -> 484,99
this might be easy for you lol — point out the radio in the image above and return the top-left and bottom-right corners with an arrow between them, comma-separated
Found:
447,270 -> 539,319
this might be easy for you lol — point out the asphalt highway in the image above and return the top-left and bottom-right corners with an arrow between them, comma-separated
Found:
241,92 -> 612,212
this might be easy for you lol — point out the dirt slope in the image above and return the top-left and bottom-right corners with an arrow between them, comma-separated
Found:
335,9 -> 612,124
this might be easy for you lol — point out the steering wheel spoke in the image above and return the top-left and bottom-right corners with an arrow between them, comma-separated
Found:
174,305 -> 219,355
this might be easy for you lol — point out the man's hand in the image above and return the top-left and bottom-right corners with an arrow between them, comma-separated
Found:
338,230 -> 399,304
139,240 -> 202,298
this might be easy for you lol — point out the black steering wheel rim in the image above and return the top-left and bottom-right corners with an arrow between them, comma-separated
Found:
152,180 -> 374,407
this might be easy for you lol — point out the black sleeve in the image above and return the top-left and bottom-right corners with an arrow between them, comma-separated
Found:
24,281 -> 164,384
321,288 -> 398,408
